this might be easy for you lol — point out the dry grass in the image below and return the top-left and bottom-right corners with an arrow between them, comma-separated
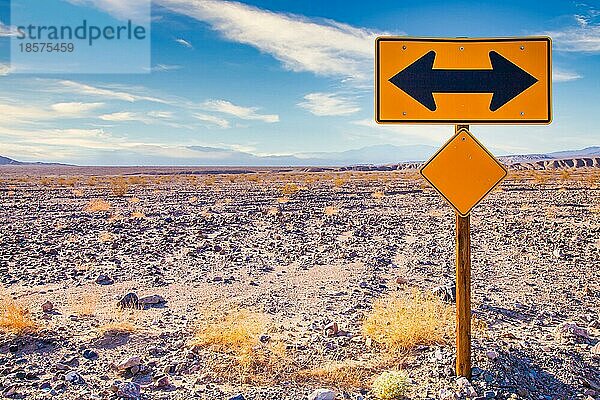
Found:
295,361 -> 376,389
98,232 -> 115,243
98,321 -> 137,336
84,199 -> 111,212
324,205 -> 339,216
71,292 -> 100,317
0,297 -> 38,335
109,176 -> 129,197
372,190 -> 385,200
281,183 -> 300,196
191,309 -> 289,384
363,290 -> 454,352
333,177 -> 347,188
131,210 -> 145,219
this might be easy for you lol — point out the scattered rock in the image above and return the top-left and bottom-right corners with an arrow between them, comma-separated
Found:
138,294 -> 166,306
591,342 -> 600,356
555,322 -> 589,343
154,375 -> 171,389
41,300 -> 54,313
2,385 -> 17,397
395,276 -> 408,284
485,350 -> 499,361
117,292 -> 139,309
95,274 -> 114,285
116,381 -> 141,399
64,371 -> 84,384
456,376 -> 477,398
324,322 -> 339,337
82,349 -> 98,361
309,388 -> 335,400
433,283 -> 456,303
116,356 -> 141,371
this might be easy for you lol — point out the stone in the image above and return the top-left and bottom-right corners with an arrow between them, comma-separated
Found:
395,276 -> 408,284
138,294 -> 166,306
154,375 -> 171,389
324,322 -> 339,337
55,362 -> 70,371
82,349 -> 98,360
433,283 -> 456,303
259,334 -> 271,343
116,356 -> 141,371
555,322 -> 589,342
485,350 -> 499,361
95,274 -> 114,285
439,388 -> 457,400
117,293 -> 139,309
2,385 -> 17,397
65,371 -> 84,384
116,382 -> 141,399
41,301 -> 54,313
309,389 -> 335,400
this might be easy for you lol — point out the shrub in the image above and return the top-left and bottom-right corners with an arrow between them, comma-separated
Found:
324,206 -> 339,216
281,183 -> 300,196
363,290 -> 454,351
110,177 -> 129,196
372,370 -> 410,400
84,199 -> 111,212
191,309 -> 288,384
0,297 -> 37,335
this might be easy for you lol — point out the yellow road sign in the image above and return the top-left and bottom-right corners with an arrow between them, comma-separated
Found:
375,37 -> 551,124
420,128 -> 507,216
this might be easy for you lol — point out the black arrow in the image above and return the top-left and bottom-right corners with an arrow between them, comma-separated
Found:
388,51 -> 538,112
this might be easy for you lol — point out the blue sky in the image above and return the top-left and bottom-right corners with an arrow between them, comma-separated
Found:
0,0 -> 598,165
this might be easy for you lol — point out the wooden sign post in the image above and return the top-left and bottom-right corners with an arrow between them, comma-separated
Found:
455,124 -> 472,378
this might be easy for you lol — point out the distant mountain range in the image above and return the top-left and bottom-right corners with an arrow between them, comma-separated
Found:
0,155 -> 69,166
1,145 -> 599,167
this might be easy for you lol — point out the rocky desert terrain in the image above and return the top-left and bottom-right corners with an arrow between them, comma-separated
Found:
0,166 -> 599,400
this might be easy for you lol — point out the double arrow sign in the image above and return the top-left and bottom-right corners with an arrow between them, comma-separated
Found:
389,50 -> 538,112
376,37 -> 552,124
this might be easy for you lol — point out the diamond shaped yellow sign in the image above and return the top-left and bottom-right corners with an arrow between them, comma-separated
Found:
420,128 -> 507,216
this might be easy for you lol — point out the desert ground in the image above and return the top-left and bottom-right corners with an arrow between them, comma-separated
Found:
0,166 -> 599,400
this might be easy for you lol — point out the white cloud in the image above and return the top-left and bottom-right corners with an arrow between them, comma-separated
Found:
148,111 -> 174,119
202,99 -> 279,123
351,119 -> 449,144
157,0 -> 387,81
0,21 -> 18,37
193,112 -> 231,128
553,68 -> 583,82
57,80 -> 168,104
0,64 -> 12,76
546,13 -> 600,52
0,101 -> 103,124
298,92 -> 361,116
150,64 -> 183,72
99,111 -> 151,124
50,102 -> 104,115
175,38 -> 193,48
65,0 -> 150,24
